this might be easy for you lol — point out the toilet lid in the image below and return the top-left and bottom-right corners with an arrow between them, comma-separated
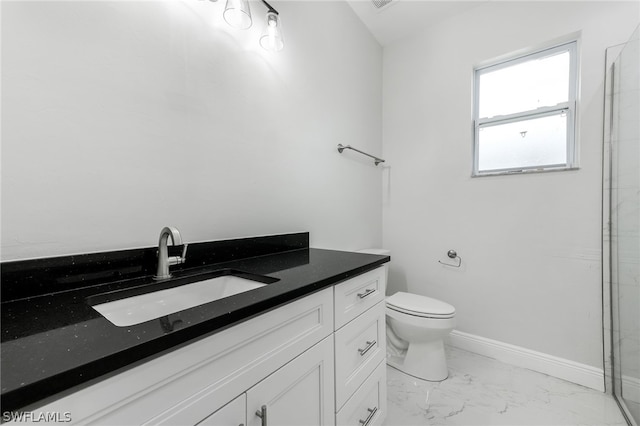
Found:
386,292 -> 455,318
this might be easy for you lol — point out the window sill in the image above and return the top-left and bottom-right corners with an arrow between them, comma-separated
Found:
471,166 -> 580,178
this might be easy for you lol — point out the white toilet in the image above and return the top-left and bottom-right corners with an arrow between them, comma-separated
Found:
386,291 -> 456,381
356,249 -> 456,382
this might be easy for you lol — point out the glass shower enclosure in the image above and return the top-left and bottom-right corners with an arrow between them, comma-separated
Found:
604,25 -> 640,425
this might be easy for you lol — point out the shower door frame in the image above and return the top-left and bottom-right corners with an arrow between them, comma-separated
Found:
603,28 -> 640,426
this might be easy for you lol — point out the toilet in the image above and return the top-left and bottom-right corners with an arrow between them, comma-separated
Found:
386,291 -> 456,381
357,249 -> 456,382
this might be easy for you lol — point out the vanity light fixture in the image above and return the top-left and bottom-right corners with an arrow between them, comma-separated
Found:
207,0 -> 284,51
223,0 -> 252,29
259,1 -> 284,52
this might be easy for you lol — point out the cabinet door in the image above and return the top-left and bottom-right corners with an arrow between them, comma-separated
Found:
246,336 -> 335,426
198,394 -> 246,426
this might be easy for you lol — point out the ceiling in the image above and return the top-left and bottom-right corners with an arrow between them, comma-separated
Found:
346,0 -> 486,46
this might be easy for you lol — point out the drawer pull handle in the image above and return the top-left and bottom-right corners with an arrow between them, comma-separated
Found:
255,405 -> 267,426
359,407 -> 378,426
358,340 -> 377,356
357,288 -> 376,299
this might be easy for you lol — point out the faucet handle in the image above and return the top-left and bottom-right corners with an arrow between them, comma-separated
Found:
168,244 -> 188,266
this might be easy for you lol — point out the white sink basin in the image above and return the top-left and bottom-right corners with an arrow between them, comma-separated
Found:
92,275 -> 267,327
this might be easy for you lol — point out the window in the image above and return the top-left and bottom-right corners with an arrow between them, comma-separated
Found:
473,41 -> 578,176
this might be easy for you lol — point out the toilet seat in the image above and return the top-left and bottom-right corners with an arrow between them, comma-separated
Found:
386,292 -> 455,319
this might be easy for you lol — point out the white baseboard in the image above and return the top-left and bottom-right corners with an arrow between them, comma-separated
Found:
447,330 -> 605,392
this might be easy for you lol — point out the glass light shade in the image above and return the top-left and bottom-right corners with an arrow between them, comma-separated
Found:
259,12 -> 284,52
224,0 -> 252,29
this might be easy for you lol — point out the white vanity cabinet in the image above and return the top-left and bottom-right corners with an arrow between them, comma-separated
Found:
246,336 -> 334,426
198,336 -> 334,426
333,266 -> 387,426
198,394 -> 245,426
19,266 -> 388,426
27,287 -> 334,426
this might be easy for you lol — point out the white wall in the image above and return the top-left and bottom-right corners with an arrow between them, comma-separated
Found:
382,1 -> 639,369
1,0 -> 383,260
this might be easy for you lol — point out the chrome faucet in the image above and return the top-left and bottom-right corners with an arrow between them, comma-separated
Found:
154,226 -> 188,280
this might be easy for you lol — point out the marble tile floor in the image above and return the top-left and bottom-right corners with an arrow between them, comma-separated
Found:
383,346 -> 628,426
621,399 -> 639,425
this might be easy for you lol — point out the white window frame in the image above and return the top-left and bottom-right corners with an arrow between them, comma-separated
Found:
472,41 -> 578,177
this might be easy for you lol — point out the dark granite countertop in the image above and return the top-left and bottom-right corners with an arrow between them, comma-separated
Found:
0,233 -> 389,412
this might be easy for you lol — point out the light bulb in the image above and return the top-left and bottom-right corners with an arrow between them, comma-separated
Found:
259,11 -> 284,52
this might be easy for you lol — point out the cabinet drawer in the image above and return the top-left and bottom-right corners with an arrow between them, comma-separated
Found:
334,302 -> 386,409
336,360 -> 386,426
334,266 -> 386,330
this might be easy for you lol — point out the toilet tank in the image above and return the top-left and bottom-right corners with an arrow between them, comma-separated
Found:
356,249 -> 390,255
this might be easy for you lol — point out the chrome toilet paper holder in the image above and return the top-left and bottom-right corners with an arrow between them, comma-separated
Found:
438,249 -> 462,268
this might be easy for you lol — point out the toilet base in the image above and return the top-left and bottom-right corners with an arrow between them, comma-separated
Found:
386,339 -> 449,381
